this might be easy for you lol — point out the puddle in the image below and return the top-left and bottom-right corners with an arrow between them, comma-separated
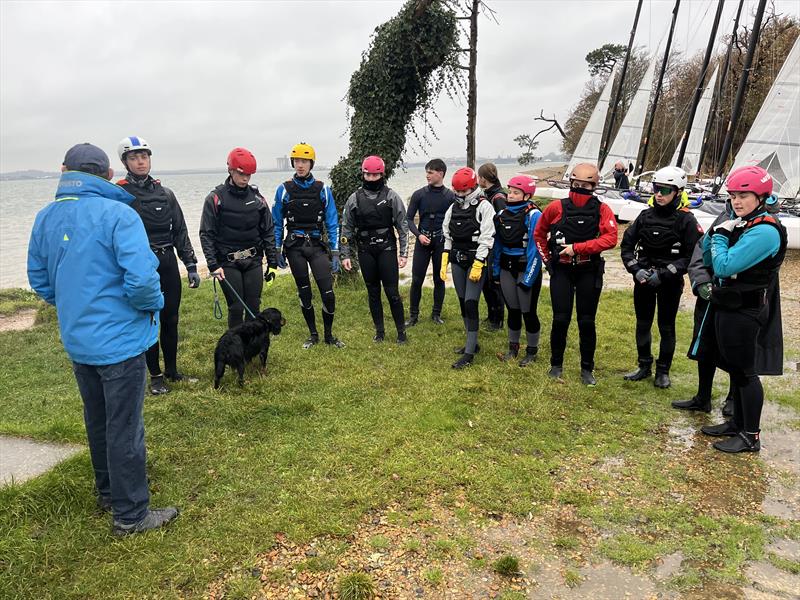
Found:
744,561 -> 800,598
668,421 -> 698,451
654,551 -> 684,581
759,402 -> 800,520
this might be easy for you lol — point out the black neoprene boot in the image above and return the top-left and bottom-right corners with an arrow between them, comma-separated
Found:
581,369 -> 597,386
654,371 -> 671,389
700,420 -> 739,437
454,344 -> 480,355
519,346 -> 538,367
498,342 -> 519,362
624,360 -> 652,381
149,374 -> 168,395
548,365 -> 563,379
405,314 -> 419,328
452,353 -> 474,369
431,313 -> 444,325
373,331 -> 385,343
396,331 -> 407,345
714,431 -> 760,453
672,395 -> 712,413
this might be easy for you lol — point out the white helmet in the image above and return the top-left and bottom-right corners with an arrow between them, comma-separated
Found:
652,165 -> 687,190
118,136 -> 152,161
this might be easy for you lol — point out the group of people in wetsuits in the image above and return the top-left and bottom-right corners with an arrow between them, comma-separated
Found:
119,136 -> 787,455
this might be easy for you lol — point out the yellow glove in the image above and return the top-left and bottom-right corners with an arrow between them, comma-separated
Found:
469,259 -> 485,282
439,251 -> 449,281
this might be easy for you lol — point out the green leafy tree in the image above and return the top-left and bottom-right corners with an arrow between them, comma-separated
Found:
585,43 -> 627,76
329,0 -> 464,211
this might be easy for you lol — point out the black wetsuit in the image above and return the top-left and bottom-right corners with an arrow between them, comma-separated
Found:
199,178 -> 276,328
621,203 -> 702,375
406,184 -> 455,319
119,174 -> 197,378
482,183 -> 507,327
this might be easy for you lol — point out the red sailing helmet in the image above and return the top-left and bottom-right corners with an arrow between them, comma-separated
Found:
227,147 -> 257,175
507,175 -> 537,197
361,155 -> 385,174
725,165 -> 773,198
451,167 -> 478,192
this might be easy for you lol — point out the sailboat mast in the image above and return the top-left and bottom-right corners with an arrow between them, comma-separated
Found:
636,0 -> 680,175
698,0 -> 744,176
676,0 -> 725,170
713,0 -> 768,192
599,0 -> 643,165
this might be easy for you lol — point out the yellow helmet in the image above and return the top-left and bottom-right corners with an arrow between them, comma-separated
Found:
290,142 -> 315,167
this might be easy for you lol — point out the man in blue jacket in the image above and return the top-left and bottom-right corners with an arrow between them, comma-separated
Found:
27,143 -> 178,536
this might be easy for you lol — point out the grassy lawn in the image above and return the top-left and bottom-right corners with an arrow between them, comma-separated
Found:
0,275 -> 797,599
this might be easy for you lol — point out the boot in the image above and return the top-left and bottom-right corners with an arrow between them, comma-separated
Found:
713,431 -> 760,453
497,342 -> 519,362
431,313 -> 444,325
396,331 -> 408,345
654,371 -> 671,389
548,365 -> 563,379
302,333 -> 320,349
149,374 -> 169,396
721,395 -> 734,417
671,395 -> 711,413
451,353 -> 474,369
623,360 -> 652,381
113,507 -> 179,537
581,369 -> 597,386
373,331 -> 385,343
454,344 -> 480,355
485,320 -> 503,332
519,346 -> 538,367
405,314 -> 419,328
164,370 -> 198,384
700,420 -> 739,437
324,335 -> 346,348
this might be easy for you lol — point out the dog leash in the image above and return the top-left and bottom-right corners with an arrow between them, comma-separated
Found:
212,277 -> 258,320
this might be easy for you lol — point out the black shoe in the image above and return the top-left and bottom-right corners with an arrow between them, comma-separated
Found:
325,336 -> 346,348
396,331 -> 407,345
149,375 -> 169,396
454,344 -> 480,355
700,420 -> 739,437
519,347 -> 538,367
581,369 -> 597,386
721,396 -> 734,417
164,371 -> 198,384
112,507 -> 179,537
671,396 -> 712,413
623,364 -> 652,381
97,495 -> 112,513
485,321 -> 503,332
654,372 -> 671,389
497,342 -> 520,362
713,431 -> 760,453
373,331 -> 385,343
452,353 -> 474,369
431,314 -> 444,325
548,365 -> 563,379
405,315 -> 419,328
302,333 -> 320,349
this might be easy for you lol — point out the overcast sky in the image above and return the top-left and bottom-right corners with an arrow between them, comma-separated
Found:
1,0 -> 796,173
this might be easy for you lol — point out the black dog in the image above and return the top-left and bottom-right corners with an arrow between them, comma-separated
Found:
213,307 -> 285,388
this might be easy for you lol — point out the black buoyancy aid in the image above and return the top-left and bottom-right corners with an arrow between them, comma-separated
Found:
355,187 -> 392,233
119,178 -> 173,247
635,208 -> 686,264
284,180 -> 325,231
494,202 -> 534,249
549,196 -> 600,253
724,215 -> 787,291
449,198 -> 483,251
213,184 -> 264,252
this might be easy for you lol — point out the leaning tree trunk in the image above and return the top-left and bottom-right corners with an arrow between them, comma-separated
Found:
466,0 -> 479,169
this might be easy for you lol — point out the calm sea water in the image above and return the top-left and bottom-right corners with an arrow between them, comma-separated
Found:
1,163 -> 548,288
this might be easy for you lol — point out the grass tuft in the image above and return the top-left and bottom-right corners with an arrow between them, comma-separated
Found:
338,572 -> 375,600
493,554 -> 520,576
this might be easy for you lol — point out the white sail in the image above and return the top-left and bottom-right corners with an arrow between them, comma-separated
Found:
729,35 -> 800,199
671,66 -> 718,174
599,47 -> 661,179
563,67 -> 617,179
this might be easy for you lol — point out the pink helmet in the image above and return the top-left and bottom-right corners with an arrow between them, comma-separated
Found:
725,165 -> 773,198
361,155 -> 385,174
507,175 -> 536,197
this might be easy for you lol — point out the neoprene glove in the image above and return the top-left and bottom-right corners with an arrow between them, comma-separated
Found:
714,217 -> 742,235
264,266 -> 277,285
187,265 -> 201,289
645,269 -> 661,287
277,248 -> 288,269
635,268 -> 649,284
331,251 -> 341,274
439,252 -> 449,282
697,282 -> 712,301
469,259 -> 484,282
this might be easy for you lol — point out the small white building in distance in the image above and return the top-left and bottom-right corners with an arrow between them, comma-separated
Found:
276,156 -> 291,171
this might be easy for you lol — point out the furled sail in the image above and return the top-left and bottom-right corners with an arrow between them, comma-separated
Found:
671,66 -> 718,174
